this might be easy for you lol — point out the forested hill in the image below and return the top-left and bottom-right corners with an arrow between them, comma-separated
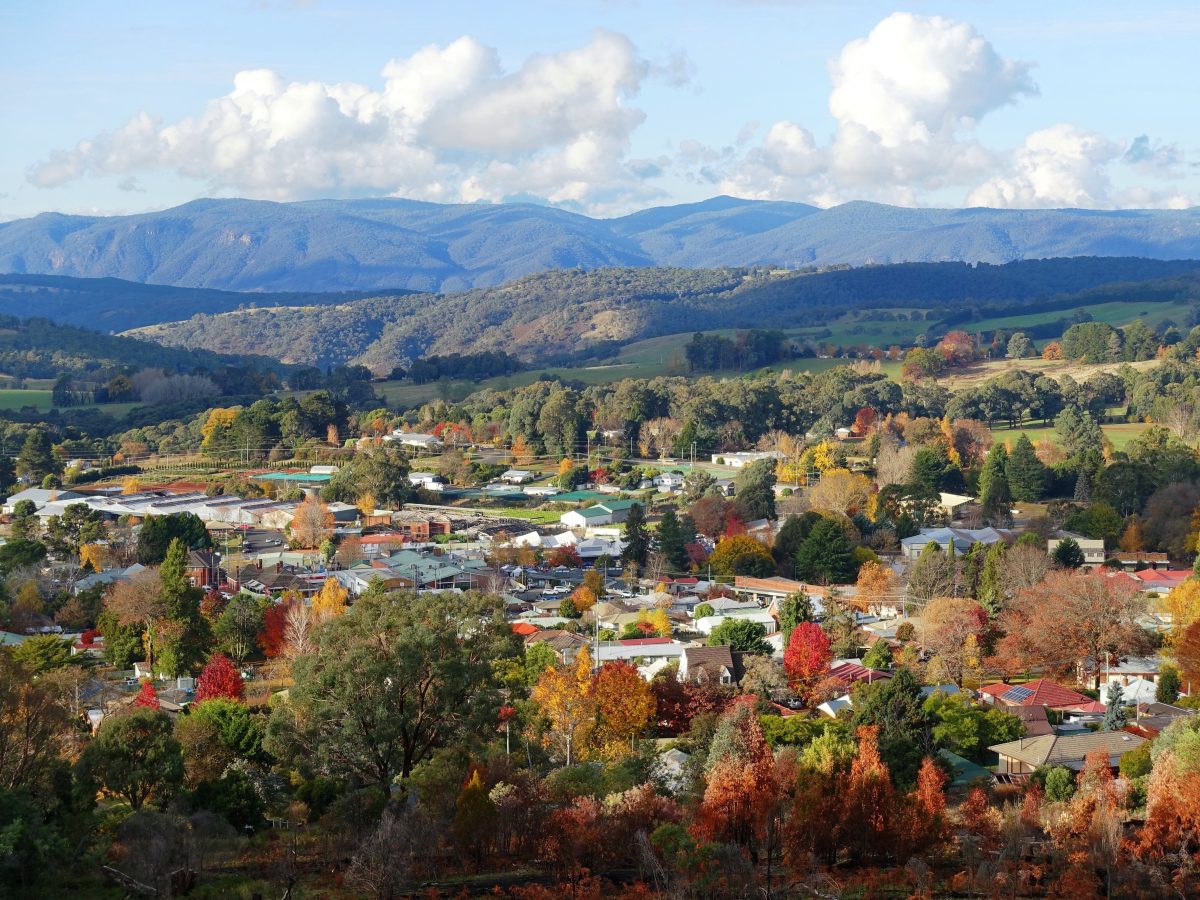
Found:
124,258 -> 1200,371
3,195 -> 1200,292
0,274 -> 417,332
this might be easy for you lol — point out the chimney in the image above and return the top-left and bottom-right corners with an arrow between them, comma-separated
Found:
276,561 -> 283,573
257,559 -> 263,570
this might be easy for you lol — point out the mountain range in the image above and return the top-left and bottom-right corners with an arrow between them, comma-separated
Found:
2,196 -> 1200,293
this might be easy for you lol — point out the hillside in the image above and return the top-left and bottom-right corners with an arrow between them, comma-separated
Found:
124,258 -> 1200,371
0,274 -> 417,333
4,196 -> 1200,293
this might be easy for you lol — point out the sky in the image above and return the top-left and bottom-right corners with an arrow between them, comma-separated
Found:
2,0 -> 1197,220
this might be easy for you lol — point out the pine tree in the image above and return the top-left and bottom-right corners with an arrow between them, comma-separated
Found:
1073,468 -> 1092,504
1005,434 -> 1046,502
1052,536 -> 1085,569
977,542 -> 1007,616
978,444 -> 1013,526
621,503 -> 650,567
794,519 -> 857,585
1157,665 -> 1181,703
1101,682 -> 1127,731
16,429 -> 56,481
655,508 -> 690,571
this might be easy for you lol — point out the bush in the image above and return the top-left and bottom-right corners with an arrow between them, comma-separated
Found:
1044,766 -> 1076,802
1118,741 -> 1152,779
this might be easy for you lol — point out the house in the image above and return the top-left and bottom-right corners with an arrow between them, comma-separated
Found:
2,487 -> 86,514
978,679 -> 1093,711
1007,704 -> 1055,737
732,575 -> 807,605
310,465 -> 339,475
695,610 -> 777,636
900,527 -> 1013,559
408,472 -> 446,492
596,638 -> 685,664
1133,568 -> 1192,594
827,661 -> 891,689
936,492 -> 975,519
991,731 -> 1147,775
524,629 -> 590,664
653,472 -> 685,492
1108,551 -> 1170,570
653,748 -> 691,792
1048,531 -> 1106,566
1127,703 -> 1196,737
678,646 -> 745,686
1090,655 -> 1164,690
710,451 -> 783,468
938,749 -> 996,790
73,563 -> 147,594
559,499 -> 640,530
383,431 -> 443,451
500,469 -> 535,484
185,550 -> 222,589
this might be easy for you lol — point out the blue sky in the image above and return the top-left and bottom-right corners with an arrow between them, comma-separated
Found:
2,1 -> 1197,219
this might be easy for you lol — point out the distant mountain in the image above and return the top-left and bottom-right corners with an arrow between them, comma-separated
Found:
2,196 -> 1200,293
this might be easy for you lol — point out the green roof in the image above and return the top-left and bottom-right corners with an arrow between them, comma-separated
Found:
937,749 -> 994,789
554,490 -> 608,502
598,499 -> 640,511
574,506 -> 612,519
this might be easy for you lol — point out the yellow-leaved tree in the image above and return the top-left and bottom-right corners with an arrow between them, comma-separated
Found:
80,543 -> 107,572
1160,580 -> 1200,648
311,577 -> 349,621
530,647 -> 595,767
586,661 -> 655,760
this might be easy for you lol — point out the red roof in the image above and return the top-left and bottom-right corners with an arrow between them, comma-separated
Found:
983,679 -> 1092,709
511,622 -> 539,636
828,662 -> 891,686
618,637 -> 673,646
1068,700 -> 1108,714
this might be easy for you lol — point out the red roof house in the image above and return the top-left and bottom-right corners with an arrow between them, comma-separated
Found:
511,622 -> 539,636
979,679 -> 1092,710
828,661 -> 891,688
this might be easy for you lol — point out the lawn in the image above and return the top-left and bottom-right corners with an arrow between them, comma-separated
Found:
992,420 -> 1151,450
0,389 -> 53,411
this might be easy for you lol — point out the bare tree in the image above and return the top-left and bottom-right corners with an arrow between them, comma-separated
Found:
875,439 -> 917,488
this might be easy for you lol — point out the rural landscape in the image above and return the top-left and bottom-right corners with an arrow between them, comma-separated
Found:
5,3 -> 1200,899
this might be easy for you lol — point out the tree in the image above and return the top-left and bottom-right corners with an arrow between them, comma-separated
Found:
15,430 -> 57,482
921,597 -> 988,687
11,636 -> 72,674
840,726 -> 897,863
853,561 -> 901,615
695,700 -> 778,857
265,591 -> 518,793
452,769 -> 497,869
978,443 -> 1012,526
290,495 -> 334,548
77,708 -> 183,810
323,444 -> 412,507
257,597 -> 293,658
531,648 -> 596,767
136,512 -> 212,564
1006,434 -> 1046,502
707,618 -> 771,654
1174,619 -> 1200,691
905,542 -> 957,603
195,653 -> 245,703
923,691 -> 1024,761
1052,536 -> 1085,569
852,669 -> 933,786
808,469 -> 871,516
655,508 -> 690,571
707,534 -> 775,578
996,570 -> 1151,689
794,518 -> 858,584
783,622 -> 832,701
1159,579 -> 1200,648
133,681 -> 160,710
1007,332 -> 1031,359
311,577 -> 349,621
862,640 -> 893,670
1157,664 -> 1181,703
1100,682 -> 1128,731
733,458 -> 776,521
588,661 -> 655,758
621,503 -> 650,568
778,591 -> 813,642
214,593 -> 263,663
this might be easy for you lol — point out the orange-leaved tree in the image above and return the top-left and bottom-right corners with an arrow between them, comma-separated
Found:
530,647 -> 596,767
587,661 -> 655,759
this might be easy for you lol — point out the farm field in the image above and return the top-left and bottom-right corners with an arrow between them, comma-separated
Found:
0,389 -> 53,410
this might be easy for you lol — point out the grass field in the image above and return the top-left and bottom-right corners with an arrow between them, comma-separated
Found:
992,420 -> 1151,450
0,389 -> 53,411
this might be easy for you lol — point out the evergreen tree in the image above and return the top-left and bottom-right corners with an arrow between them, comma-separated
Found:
655,508 -> 690,572
773,512 -> 822,577
977,542 -> 1007,616
1052,536 -> 1085,569
778,591 -> 814,642
157,538 -> 211,676
794,518 -> 858,585
733,458 -> 776,521
1073,468 -> 1092,503
621,502 -> 650,568
15,430 -> 56,482
978,444 -> 1013,526
1157,665 -> 1181,703
1101,682 -> 1128,731
1006,434 -> 1046,502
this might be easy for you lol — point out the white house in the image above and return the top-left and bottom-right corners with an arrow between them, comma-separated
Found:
384,431 -> 443,451
900,527 -> 1013,559
560,499 -> 640,530
710,451 -> 783,469
1048,531 -> 1106,566
408,472 -> 446,492
500,469 -> 535,484
3,487 -> 86,514
653,472 -> 685,492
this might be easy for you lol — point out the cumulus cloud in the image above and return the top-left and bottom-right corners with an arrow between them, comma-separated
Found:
719,13 -> 1035,203
966,125 -> 1121,208
27,30 -> 670,212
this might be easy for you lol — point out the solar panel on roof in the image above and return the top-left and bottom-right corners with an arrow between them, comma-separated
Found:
1002,685 -> 1034,702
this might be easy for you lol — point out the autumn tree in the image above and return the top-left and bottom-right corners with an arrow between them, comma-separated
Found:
707,534 -> 775,578
1160,579 -> 1200,649
257,596 -> 294,658
195,652 -> 245,703
996,570 -> 1151,689
921,597 -> 988,686
588,661 -> 655,759
1176,619 -> 1200,689
531,648 -> 596,766
854,560 -> 901,615
783,622 -> 832,702
133,681 -> 160,710
311,577 -> 349,621
808,469 -> 871,516
840,726 -> 896,863
290,495 -> 334,548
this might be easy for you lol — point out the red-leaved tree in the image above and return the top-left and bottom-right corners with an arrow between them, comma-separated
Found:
195,652 -> 245,702
257,597 -> 294,658
783,621 -> 832,703
132,680 -> 160,709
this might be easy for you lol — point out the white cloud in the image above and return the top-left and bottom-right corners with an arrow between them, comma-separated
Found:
718,12 -> 1036,203
966,125 -> 1121,208
27,30 -> 670,212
